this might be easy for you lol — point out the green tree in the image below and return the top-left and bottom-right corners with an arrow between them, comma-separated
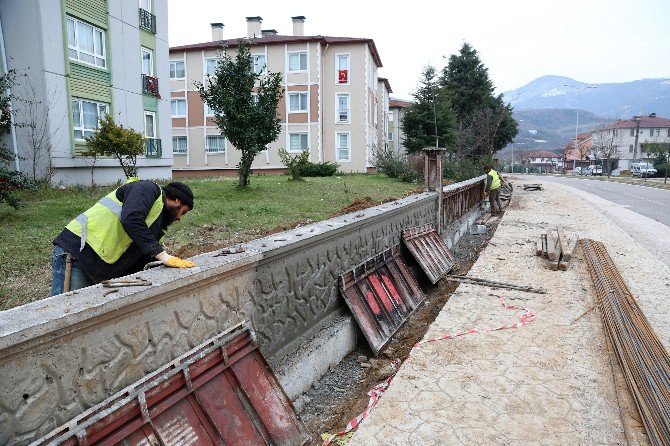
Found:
198,41 -> 284,188
84,114 -> 146,178
440,43 -> 517,159
401,66 -> 455,154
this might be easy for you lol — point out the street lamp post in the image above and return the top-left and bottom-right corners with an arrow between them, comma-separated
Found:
632,115 -> 641,164
564,84 -> 597,172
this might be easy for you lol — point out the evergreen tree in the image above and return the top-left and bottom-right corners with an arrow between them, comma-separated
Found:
198,41 -> 283,188
401,66 -> 455,154
440,43 -> 517,159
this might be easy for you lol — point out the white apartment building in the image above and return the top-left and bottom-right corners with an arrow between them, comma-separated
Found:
589,113 -> 670,170
169,16 -> 388,175
388,98 -> 413,156
0,0 -> 172,185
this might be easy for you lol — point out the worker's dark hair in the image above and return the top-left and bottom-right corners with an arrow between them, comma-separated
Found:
483,164 -> 491,171
163,182 -> 194,209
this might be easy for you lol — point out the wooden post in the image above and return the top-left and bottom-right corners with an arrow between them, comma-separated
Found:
557,225 -> 571,261
423,148 -> 446,234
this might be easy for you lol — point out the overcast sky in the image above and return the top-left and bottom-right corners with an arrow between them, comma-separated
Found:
167,0 -> 670,100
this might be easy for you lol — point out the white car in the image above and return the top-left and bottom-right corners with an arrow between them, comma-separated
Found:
586,166 -> 603,176
631,163 -> 657,177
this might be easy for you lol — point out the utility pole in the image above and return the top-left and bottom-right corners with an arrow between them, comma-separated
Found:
632,115 -> 641,165
564,84 -> 597,172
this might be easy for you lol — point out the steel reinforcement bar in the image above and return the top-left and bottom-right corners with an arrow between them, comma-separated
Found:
581,239 -> 670,446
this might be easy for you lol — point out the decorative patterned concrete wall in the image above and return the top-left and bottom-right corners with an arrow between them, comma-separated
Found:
0,177 -> 484,445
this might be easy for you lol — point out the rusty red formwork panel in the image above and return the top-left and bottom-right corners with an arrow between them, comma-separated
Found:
402,224 -> 455,284
339,245 -> 425,356
33,322 -> 309,446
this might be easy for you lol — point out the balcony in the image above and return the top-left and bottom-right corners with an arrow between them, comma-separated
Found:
146,138 -> 162,158
142,74 -> 161,99
139,8 -> 156,34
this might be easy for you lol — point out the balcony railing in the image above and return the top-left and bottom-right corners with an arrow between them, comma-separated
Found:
142,74 -> 161,99
139,8 -> 156,34
146,138 -> 162,158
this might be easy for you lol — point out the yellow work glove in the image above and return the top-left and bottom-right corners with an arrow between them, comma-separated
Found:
156,251 -> 196,268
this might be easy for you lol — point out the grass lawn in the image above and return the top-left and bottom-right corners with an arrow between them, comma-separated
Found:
0,174 -> 418,311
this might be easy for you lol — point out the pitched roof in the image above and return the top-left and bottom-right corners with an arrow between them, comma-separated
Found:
529,150 -> 562,158
170,35 -> 383,67
378,77 -> 392,93
389,99 -> 413,108
598,115 -> 670,131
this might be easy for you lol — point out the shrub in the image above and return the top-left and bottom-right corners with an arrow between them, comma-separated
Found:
443,157 -> 483,182
376,147 -> 422,183
278,148 -> 309,180
299,161 -> 339,177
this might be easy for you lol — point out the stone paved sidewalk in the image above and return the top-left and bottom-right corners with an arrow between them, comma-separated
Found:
349,181 -> 670,445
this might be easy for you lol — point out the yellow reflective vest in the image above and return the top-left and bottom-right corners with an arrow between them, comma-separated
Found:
489,169 -> 501,190
65,178 -> 163,264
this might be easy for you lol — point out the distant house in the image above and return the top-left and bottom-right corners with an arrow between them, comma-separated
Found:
388,98 -> 413,156
525,150 -> 562,172
588,113 -> 670,170
563,132 -> 592,171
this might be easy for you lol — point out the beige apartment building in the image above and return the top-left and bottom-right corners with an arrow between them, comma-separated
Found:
169,16 -> 388,175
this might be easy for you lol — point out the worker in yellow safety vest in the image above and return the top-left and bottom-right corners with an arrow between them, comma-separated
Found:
483,164 -> 504,216
51,178 -> 196,295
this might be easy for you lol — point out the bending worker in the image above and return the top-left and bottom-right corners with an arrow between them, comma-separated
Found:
51,178 -> 196,296
484,164 -> 504,216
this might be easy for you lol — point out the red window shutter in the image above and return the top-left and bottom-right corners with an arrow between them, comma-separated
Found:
338,69 -> 348,83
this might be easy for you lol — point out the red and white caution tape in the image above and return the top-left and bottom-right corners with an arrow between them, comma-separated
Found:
322,294 -> 535,446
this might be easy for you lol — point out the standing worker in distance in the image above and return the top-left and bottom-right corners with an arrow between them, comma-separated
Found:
483,164 -> 504,216
51,179 -> 196,296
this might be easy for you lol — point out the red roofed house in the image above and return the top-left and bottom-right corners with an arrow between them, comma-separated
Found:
563,132 -> 592,171
525,150 -> 562,172
169,16 -> 389,176
388,98 -> 413,156
588,113 -> 670,170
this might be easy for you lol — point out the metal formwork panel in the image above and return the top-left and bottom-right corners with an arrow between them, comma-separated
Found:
32,322 -> 309,446
339,245 -> 425,355
402,224 -> 455,284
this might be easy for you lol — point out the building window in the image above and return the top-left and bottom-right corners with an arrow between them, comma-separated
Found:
336,94 -> 349,123
289,133 -> 308,152
629,145 -> 634,153
336,54 -> 349,84
388,132 -> 393,141
630,129 -> 635,137
172,136 -> 187,154
139,0 -> 152,12
204,102 -> 216,116
336,133 -> 350,162
72,98 -> 108,140
288,52 -> 307,71
252,54 -> 266,75
206,135 -> 225,153
171,99 -> 186,117
288,93 -> 308,112
67,17 -> 106,68
205,58 -> 219,77
389,110 -> 394,122
141,47 -> 153,75
144,111 -> 156,138
170,61 -> 185,79
655,128 -> 660,136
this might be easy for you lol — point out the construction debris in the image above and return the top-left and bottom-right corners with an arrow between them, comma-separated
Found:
535,225 -> 578,271
445,275 -> 546,294
523,183 -> 543,191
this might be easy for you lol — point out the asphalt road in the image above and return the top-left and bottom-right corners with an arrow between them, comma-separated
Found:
526,176 -> 670,227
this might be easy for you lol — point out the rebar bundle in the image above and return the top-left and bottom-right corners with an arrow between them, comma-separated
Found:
581,239 -> 670,446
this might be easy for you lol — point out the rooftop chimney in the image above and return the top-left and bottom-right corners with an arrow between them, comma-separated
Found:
261,29 -> 278,37
246,16 -> 262,38
649,112 -> 656,118
211,22 -> 224,41
292,16 -> 305,36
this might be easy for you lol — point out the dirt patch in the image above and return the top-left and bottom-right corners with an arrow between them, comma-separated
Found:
299,217 -> 501,445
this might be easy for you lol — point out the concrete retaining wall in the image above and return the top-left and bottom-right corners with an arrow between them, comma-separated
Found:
0,177 -> 484,445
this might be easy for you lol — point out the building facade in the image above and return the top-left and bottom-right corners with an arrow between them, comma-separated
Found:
588,114 -> 670,170
388,98 -> 413,156
0,0 -> 172,185
169,16 -> 386,175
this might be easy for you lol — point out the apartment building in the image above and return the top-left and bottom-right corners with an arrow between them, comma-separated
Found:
0,0 -> 172,185
169,16 -> 386,175
388,98 -> 413,156
588,113 -> 670,170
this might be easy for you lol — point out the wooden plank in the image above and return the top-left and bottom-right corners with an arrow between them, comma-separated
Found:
567,236 -> 580,261
557,226 -> 571,261
546,229 -> 557,261
541,233 -> 548,258
536,238 -> 543,256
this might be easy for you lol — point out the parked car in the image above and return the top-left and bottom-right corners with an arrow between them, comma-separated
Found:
631,163 -> 657,178
572,167 -> 583,175
586,165 -> 603,176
